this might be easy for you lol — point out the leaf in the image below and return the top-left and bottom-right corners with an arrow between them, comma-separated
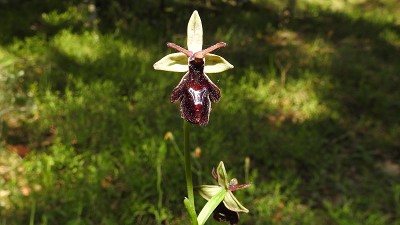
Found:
197,188 -> 227,225
197,185 -> 223,201
204,54 -> 234,73
153,52 -> 188,72
187,10 -> 203,52
223,191 -> 249,213
184,198 -> 198,225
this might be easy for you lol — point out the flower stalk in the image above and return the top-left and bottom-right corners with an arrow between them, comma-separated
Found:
184,120 -> 195,208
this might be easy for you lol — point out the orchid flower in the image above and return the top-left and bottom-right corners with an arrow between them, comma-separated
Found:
197,162 -> 251,225
153,10 -> 233,126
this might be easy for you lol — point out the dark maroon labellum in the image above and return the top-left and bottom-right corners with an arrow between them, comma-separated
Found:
171,60 -> 220,125
213,202 -> 239,225
167,42 -> 226,126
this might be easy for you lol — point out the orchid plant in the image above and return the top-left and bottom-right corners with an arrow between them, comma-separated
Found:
154,11 -> 250,225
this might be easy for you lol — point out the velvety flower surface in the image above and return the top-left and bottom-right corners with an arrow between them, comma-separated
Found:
197,162 -> 251,225
153,11 -> 233,125
213,202 -> 239,225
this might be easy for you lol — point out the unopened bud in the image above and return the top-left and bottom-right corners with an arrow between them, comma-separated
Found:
164,132 -> 174,141
194,147 -> 202,158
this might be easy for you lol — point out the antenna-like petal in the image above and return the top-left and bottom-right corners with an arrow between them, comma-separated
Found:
167,42 -> 192,57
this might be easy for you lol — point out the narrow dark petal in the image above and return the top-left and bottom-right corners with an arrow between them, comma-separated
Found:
201,42 -> 227,55
213,202 -> 239,225
229,183 -> 252,192
212,168 -> 218,181
166,42 -> 192,57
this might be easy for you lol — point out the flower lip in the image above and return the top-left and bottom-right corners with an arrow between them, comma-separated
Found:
213,202 -> 239,225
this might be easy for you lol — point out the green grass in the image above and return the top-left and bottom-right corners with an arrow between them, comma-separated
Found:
1,0 -> 399,224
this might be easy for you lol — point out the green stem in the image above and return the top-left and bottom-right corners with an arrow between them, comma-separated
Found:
184,120 -> 195,208
29,198 -> 36,225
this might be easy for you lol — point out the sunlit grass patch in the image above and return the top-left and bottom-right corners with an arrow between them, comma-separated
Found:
0,47 -> 18,113
324,200 -> 392,225
1,140 -> 170,224
0,149 -> 23,214
0,47 -> 18,69
300,0 -> 366,12
51,30 -> 151,64
41,5 -> 90,28
276,76 -> 331,123
51,30 -> 102,63
292,0 -> 400,24
222,69 -> 333,126
253,194 -> 316,224
34,80 -> 131,150
379,28 -> 400,47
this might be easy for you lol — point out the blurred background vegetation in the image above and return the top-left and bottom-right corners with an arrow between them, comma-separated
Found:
0,0 -> 399,224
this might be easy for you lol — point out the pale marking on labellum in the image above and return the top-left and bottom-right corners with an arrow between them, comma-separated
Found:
188,87 -> 207,105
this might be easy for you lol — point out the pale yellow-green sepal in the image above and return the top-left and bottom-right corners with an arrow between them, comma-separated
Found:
217,161 -> 229,188
204,54 -> 234,73
153,52 -> 188,72
223,190 -> 249,213
197,185 -> 223,201
187,10 -> 203,52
